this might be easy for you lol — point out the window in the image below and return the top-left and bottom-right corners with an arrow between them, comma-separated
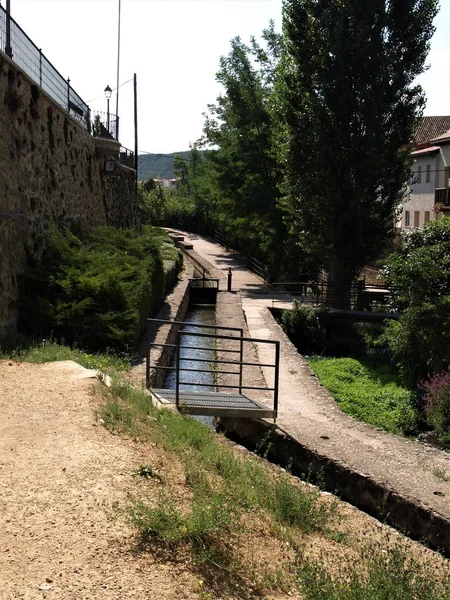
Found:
426,164 -> 431,183
424,211 -> 430,224
405,211 -> 410,227
417,166 -> 422,183
414,211 -> 420,227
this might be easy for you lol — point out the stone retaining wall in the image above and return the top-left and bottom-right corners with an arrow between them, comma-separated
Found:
0,54 -> 140,336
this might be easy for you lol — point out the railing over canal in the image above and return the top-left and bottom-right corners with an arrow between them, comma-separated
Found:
146,318 -> 280,422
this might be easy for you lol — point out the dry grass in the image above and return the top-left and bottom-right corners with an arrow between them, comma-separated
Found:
97,378 -> 450,600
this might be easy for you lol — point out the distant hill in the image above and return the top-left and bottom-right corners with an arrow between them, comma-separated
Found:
137,151 -> 190,181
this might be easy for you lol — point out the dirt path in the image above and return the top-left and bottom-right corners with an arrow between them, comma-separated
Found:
0,360 -> 197,600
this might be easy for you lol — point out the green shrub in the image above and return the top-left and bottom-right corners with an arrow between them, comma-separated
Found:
382,217 -> 450,382
382,299 -> 450,383
420,371 -> 450,449
281,301 -> 326,354
19,225 -> 167,352
296,541 -> 450,600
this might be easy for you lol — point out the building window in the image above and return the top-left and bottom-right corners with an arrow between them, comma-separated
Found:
405,210 -> 410,227
426,164 -> 431,183
424,211 -> 430,224
417,166 -> 422,183
414,211 -> 420,227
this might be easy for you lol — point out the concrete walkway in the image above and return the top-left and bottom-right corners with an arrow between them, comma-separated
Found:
171,229 -> 450,548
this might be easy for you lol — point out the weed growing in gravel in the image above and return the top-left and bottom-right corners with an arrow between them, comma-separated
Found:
433,468 -> 450,483
296,541 -> 450,600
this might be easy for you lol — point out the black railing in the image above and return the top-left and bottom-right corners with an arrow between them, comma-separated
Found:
0,5 -> 90,131
213,230 -> 268,281
91,110 -> 119,140
435,188 -> 450,206
270,280 -> 396,312
146,318 -> 280,422
119,146 -> 135,169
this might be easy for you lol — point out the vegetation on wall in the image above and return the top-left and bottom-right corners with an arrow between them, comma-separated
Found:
18,225 -> 177,352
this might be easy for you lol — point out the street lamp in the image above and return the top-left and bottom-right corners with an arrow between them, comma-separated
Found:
104,85 -> 112,135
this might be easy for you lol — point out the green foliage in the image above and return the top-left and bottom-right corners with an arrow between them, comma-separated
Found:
308,357 -> 418,435
278,0 -> 438,303
100,379 -> 334,536
421,371 -> 450,449
296,542 -> 450,600
100,378 -> 448,597
19,225 -> 168,352
382,217 -> 450,381
197,24 -> 293,276
128,487 -> 236,550
0,337 -> 130,373
281,301 -> 326,354
280,302 -> 368,357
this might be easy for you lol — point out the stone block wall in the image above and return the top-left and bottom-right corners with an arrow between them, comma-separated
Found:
0,55 -> 140,335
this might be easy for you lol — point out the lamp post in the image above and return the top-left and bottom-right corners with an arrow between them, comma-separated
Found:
104,85 -> 112,135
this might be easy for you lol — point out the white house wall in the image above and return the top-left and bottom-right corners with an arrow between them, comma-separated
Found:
401,154 -> 437,229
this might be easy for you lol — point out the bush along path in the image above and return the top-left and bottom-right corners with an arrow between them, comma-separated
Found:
17,225 -> 180,353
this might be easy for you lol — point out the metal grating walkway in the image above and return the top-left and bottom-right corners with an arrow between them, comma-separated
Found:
150,389 -> 274,419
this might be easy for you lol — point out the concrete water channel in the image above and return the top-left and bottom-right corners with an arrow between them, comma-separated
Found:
164,305 -> 216,428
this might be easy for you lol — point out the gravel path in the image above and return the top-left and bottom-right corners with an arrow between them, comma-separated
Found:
0,360 -> 196,599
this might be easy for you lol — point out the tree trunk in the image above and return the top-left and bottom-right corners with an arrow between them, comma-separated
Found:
326,256 -> 353,309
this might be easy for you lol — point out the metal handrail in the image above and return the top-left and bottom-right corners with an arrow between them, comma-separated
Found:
146,317 -> 244,388
175,329 -> 280,421
146,317 -> 280,422
0,6 -> 90,131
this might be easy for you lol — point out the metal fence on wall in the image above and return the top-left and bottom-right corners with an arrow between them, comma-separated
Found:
0,5 -> 90,131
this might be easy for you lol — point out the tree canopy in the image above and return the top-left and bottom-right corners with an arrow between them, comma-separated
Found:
382,217 -> 450,382
277,0 -> 438,304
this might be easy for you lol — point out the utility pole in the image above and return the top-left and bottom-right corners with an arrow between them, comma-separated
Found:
115,0 -> 121,140
134,73 -> 138,185
5,0 -> 13,58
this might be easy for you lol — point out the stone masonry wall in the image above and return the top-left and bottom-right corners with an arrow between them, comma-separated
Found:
0,55 -> 140,335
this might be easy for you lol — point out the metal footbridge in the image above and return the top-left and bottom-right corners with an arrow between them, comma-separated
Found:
146,318 -> 280,422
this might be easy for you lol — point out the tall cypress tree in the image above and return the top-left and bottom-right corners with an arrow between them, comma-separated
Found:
278,0 -> 438,306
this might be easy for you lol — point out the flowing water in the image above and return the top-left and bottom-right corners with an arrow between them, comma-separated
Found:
164,306 -> 216,427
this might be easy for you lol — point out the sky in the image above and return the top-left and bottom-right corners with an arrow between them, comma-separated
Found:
5,0 -> 450,154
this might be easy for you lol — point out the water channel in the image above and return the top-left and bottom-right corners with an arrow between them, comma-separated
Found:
164,305 -> 216,427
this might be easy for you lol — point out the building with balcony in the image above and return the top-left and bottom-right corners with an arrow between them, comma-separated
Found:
401,116 -> 450,230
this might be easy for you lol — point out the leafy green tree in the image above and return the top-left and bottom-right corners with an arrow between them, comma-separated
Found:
382,217 -> 450,382
201,23 -> 289,275
278,0 -> 438,306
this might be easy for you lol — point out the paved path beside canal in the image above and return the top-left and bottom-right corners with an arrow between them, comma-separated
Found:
170,229 -> 450,548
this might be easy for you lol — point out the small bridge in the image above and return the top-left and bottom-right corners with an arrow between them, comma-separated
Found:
146,318 -> 280,422
269,280 -> 400,320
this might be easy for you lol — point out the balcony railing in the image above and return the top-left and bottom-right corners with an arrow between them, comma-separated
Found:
0,5 -> 90,131
435,188 -> 450,207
